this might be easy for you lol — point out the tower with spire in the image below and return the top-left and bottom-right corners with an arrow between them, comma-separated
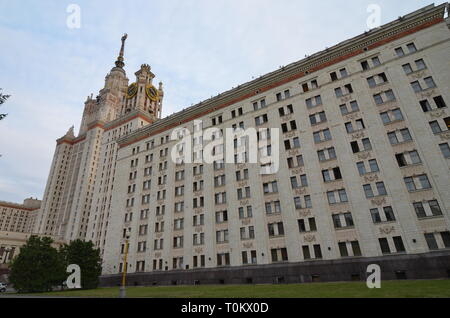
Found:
36,35 -> 164,246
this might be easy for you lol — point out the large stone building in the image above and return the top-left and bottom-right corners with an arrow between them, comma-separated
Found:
0,198 -> 40,234
38,3 -> 450,284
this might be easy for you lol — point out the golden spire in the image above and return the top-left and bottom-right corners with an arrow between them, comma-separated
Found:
115,33 -> 128,68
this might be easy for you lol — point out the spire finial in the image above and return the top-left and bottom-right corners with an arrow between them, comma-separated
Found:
115,33 -> 128,68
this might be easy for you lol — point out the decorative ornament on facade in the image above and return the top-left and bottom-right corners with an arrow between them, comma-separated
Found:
194,247 -> 203,254
438,131 -> 450,141
410,70 -> 426,79
295,188 -> 306,195
281,114 -> 293,122
195,226 -> 203,233
292,168 -> 304,175
243,242 -> 253,249
242,219 -> 251,226
371,197 -> 387,206
298,209 -> 312,217
429,109 -> 445,118
352,131 -> 366,140
340,95 -> 353,103
364,173 -> 379,182
304,234 -> 316,242
420,89 -> 436,99
357,152 -> 371,160
379,225 -> 395,235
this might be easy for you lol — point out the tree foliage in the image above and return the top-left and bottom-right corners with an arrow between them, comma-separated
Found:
0,88 -> 10,120
60,239 -> 103,289
9,236 -> 66,293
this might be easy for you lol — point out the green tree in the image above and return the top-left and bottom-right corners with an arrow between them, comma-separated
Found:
9,236 -> 66,293
0,88 -> 10,120
60,239 -> 102,289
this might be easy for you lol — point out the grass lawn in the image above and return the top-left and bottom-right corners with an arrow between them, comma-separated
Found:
21,279 -> 450,298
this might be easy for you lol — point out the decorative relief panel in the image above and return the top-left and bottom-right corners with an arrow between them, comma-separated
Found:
281,114 -> 293,122
238,181 -> 248,188
298,209 -> 312,217
195,226 -> 203,233
288,149 -> 300,156
194,208 -> 203,214
340,95 -> 353,103
379,225 -> 395,235
284,131 -> 297,138
303,234 -> 316,242
409,70 -> 426,79
357,151 -> 371,160
292,168 -> 304,175
371,197 -> 387,206
363,173 -> 379,182
419,88 -> 436,99
194,247 -> 203,254
439,131 -> 450,141
351,131 -> 365,140
242,219 -> 252,226
428,109 -> 446,118
243,242 -> 254,249
294,188 -> 307,195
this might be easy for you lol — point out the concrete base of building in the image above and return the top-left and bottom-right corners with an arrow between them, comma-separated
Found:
99,251 -> 450,287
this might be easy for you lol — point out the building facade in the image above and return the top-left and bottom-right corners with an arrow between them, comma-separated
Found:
38,3 -> 450,284
35,34 -> 164,254
0,198 -> 40,234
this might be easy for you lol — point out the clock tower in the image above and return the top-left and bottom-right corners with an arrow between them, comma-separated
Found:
121,63 -> 164,120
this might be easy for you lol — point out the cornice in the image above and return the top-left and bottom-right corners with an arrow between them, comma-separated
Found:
116,3 -> 447,148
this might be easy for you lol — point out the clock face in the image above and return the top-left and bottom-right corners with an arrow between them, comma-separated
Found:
145,84 -> 159,102
126,83 -> 138,99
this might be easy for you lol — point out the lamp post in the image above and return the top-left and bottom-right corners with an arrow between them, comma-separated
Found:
119,229 -> 130,298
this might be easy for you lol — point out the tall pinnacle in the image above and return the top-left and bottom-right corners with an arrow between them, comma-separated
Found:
115,33 -> 128,68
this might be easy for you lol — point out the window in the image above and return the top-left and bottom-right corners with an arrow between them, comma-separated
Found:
313,129 -> 332,143
415,200 -> 442,218
439,143 -> 450,158
379,238 -> 391,254
429,121 -> 442,134
253,99 -> 266,111
367,73 -> 388,87
434,96 -> 447,109
271,248 -> 288,262
424,77 -> 436,89
305,95 -> 322,108
402,63 -> 413,75
317,147 -> 336,162
327,189 -> 348,204
263,181 -> 278,194
411,81 -> 422,92
425,233 -> 439,250
407,43 -> 417,53
393,236 -> 406,252
255,114 -> 268,126
415,59 -> 426,70
395,47 -> 405,57
404,174 -> 431,192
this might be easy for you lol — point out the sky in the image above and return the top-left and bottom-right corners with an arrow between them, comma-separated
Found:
0,0 -> 447,203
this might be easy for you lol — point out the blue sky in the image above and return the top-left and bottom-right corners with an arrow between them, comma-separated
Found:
0,0 -> 446,203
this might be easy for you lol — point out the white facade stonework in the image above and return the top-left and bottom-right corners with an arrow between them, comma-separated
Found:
37,4 -> 450,280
